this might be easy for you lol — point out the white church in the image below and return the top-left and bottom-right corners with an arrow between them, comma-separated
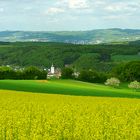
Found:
47,64 -> 61,79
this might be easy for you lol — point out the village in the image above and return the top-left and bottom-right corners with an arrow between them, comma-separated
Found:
1,63 -> 80,79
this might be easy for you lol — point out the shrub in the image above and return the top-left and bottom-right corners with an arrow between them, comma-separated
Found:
78,69 -> 107,83
0,66 -> 16,79
61,67 -> 74,79
128,81 -> 140,91
23,66 -> 47,80
78,70 -> 98,83
105,77 -> 120,88
0,66 -> 47,80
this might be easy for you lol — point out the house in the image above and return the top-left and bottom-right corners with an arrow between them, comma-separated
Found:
47,64 -> 61,79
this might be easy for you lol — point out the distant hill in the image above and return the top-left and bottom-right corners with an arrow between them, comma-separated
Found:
0,28 -> 140,44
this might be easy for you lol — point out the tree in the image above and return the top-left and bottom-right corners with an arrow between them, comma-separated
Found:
61,67 -> 74,79
23,66 -> 47,80
98,72 -> 108,83
78,69 -> 107,83
99,52 -> 111,62
128,81 -> 140,91
78,70 -> 98,83
0,66 -> 16,79
105,77 -> 120,88
112,61 -> 140,82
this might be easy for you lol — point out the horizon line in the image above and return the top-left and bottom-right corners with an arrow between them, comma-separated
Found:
0,28 -> 140,32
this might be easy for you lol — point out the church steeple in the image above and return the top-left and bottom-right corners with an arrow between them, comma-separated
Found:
47,63 -> 61,79
51,63 -> 55,74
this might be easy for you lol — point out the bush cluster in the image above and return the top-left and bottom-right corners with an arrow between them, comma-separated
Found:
105,77 -> 120,88
104,77 -> 140,91
61,67 -> 107,83
0,66 -> 47,80
128,81 -> 140,91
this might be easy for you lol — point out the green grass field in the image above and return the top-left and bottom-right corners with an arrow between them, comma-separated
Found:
112,54 -> 140,62
0,80 -> 140,99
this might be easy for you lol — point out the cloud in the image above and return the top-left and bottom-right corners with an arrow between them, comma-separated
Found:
68,0 -> 89,9
0,0 -> 140,30
45,7 -> 65,15
105,2 -> 139,12
0,8 -> 4,12
103,14 -> 132,20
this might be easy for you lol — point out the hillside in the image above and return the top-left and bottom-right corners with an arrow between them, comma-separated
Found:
0,41 -> 140,71
0,28 -> 140,44
0,80 -> 140,98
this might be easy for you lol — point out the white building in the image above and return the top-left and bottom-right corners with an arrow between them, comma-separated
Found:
51,64 -> 55,74
47,64 -> 61,79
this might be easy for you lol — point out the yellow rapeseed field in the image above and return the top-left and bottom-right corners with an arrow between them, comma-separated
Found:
0,90 -> 140,140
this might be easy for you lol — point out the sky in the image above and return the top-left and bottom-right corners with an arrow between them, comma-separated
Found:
0,0 -> 140,31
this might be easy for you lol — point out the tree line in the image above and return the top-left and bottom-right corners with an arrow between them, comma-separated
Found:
61,61 -> 140,83
0,61 -> 140,83
0,66 -> 47,80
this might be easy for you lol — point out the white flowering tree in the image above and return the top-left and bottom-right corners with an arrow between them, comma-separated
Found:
105,77 -> 120,88
128,81 -> 140,91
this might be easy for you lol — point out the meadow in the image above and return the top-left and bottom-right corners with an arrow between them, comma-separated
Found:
0,80 -> 140,99
0,90 -> 140,139
112,54 -> 140,62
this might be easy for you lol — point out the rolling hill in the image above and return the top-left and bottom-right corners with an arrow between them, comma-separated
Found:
0,28 -> 140,44
0,80 -> 140,98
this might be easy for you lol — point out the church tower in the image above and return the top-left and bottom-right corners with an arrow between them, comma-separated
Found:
51,64 -> 55,74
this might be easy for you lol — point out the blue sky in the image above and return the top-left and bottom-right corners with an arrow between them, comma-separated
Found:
0,0 -> 140,31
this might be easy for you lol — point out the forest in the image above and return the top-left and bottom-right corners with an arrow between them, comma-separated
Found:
0,40 -> 140,72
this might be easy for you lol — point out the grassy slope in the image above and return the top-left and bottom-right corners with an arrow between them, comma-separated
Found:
0,80 -> 140,99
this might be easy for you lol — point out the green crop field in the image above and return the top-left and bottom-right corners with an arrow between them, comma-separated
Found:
112,55 -> 140,62
0,80 -> 140,98
0,80 -> 140,139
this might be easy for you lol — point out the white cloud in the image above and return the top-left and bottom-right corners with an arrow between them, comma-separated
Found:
0,8 -> 4,12
69,0 -> 89,9
0,0 -> 140,30
104,15 -> 123,20
105,2 -> 139,12
105,5 -> 122,12
94,0 -> 106,7
45,7 -> 65,15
